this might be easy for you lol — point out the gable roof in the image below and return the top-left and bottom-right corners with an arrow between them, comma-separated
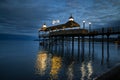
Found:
39,20 -> 80,31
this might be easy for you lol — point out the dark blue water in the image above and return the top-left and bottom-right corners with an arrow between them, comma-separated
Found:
0,40 -> 120,80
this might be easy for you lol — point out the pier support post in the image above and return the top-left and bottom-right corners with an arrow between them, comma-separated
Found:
101,28 -> 104,64
55,37 -> 57,52
81,36 -> 85,61
58,37 -> 61,53
38,32 -> 40,44
101,34 -> 104,64
51,37 -> 53,51
67,37 -> 70,54
107,34 -> 110,62
62,36 -> 64,56
82,36 -> 85,54
49,36 -> 51,50
89,35 -> 91,54
72,36 -> 74,57
92,36 -> 94,59
78,36 -> 80,59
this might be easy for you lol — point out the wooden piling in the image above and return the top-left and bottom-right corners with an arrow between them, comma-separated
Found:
72,36 -> 74,57
78,36 -> 80,58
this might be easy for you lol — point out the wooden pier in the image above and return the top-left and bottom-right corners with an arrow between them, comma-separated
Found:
39,16 -> 120,42
38,16 -> 120,61
38,16 -> 120,80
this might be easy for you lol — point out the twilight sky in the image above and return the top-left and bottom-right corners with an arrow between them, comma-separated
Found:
0,0 -> 120,36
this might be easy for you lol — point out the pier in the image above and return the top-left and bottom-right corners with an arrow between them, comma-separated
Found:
38,16 -> 120,60
38,16 -> 120,79
38,16 -> 120,48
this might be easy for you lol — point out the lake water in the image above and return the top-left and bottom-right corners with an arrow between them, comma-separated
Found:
0,40 -> 120,80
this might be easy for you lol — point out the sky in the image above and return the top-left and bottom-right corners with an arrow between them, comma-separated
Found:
0,0 -> 120,36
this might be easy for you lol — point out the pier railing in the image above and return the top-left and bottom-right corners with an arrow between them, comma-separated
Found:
92,26 -> 120,34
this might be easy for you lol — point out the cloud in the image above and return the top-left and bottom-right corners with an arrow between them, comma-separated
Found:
0,0 -> 53,35
0,0 -> 120,36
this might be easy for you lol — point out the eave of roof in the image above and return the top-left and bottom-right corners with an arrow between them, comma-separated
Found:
40,20 -> 80,31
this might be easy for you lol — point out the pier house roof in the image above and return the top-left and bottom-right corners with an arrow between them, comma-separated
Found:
39,16 -> 80,31
40,21 -> 80,31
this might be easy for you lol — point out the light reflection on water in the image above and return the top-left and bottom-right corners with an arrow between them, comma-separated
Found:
35,51 -> 48,75
35,51 -> 94,80
50,56 -> 62,80
35,51 -> 62,80
0,41 -> 120,80
80,61 -> 93,80
67,61 -> 74,80
87,61 -> 93,79
80,62 -> 86,80
35,42 -> 120,80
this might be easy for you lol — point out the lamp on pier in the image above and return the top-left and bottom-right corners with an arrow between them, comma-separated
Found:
42,23 -> 47,31
83,21 -> 85,29
42,23 -> 47,28
89,22 -> 91,32
69,15 -> 74,21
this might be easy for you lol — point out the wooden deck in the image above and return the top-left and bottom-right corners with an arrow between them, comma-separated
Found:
49,29 -> 120,37
49,29 -> 88,36
39,28 -> 120,38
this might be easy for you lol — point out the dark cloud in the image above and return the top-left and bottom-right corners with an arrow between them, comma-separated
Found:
0,0 -> 120,36
0,0 -> 53,35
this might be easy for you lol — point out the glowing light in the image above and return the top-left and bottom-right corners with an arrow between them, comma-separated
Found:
83,21 -> 86,29
52,20 -> 60,24
89,22 -> 91,25
43,24 -> 47,28
83,21 -> 85,23
69,18 -> 74,21
56,20 -> 60,23
52,20 -> 56,25
69,16 -> 74,21
35,52 -> 47,75
50,56 -> 62,79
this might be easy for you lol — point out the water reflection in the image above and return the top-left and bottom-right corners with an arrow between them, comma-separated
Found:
35,51 -> 48,75
35,49 -> 94,80
67,61 -> 74,80
87,61 -> 93,79
36,40 -> 119,80
80,62 -> 86,80
50,56 -> 62,80
115,43 -> 120,51
80,61 -> 93,80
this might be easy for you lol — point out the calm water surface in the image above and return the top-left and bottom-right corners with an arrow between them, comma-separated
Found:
0,40 -> 120,80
